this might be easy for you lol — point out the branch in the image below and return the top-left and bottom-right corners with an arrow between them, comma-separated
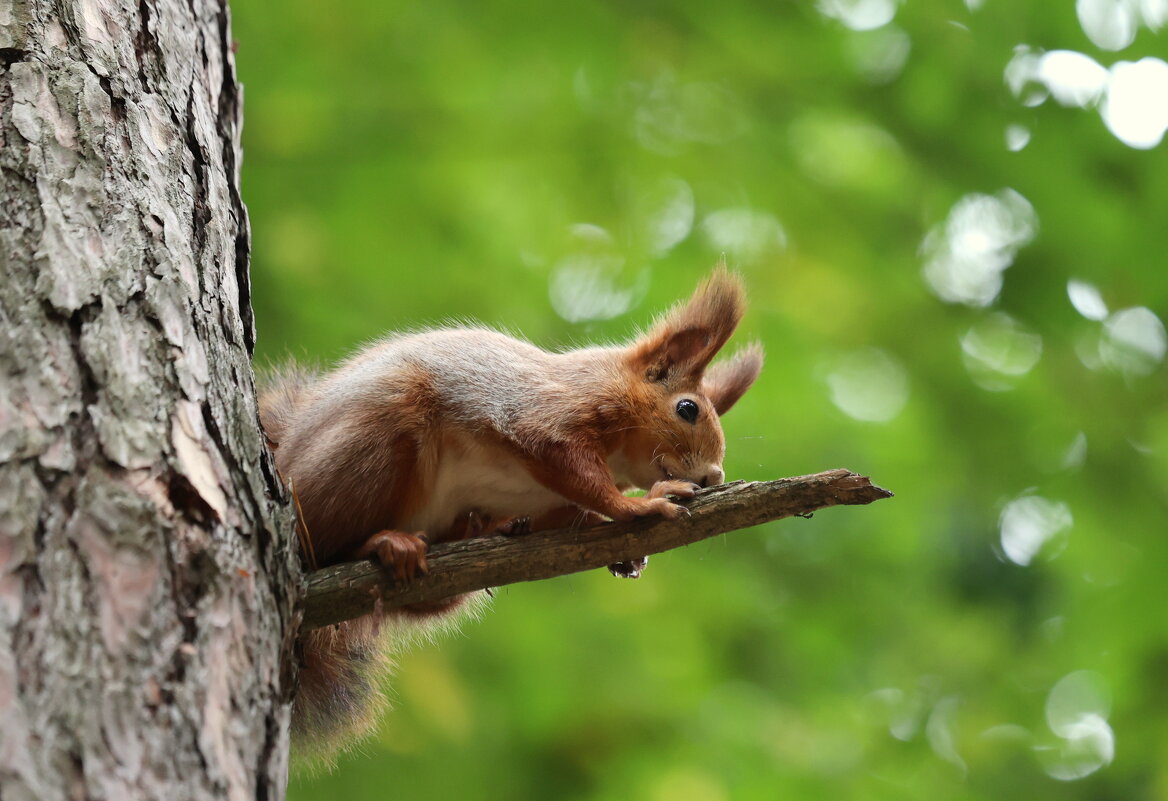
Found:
300,468 -> 892,632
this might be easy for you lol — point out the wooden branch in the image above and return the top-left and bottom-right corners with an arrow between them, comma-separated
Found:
300,469 -> 892,632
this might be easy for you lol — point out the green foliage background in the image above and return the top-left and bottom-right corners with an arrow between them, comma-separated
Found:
231,1 -> 1167,798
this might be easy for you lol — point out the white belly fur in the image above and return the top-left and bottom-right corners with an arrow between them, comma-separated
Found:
402,436 -> 564,534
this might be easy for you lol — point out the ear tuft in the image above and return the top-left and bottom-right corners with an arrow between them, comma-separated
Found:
702,342 -> 763,415
628,265 -> 748,382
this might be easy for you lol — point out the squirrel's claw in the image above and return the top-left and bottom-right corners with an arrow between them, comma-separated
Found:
496,516 -> 532,536
646,479 -> 701,501
357,530 -> 430,581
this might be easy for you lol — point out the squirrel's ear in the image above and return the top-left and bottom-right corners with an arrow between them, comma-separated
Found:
632,325 -> 716,382
629,266 -> 747,382
702,343 -> 763,415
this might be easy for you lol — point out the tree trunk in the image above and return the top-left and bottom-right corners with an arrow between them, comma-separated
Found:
0,1 -> 299,799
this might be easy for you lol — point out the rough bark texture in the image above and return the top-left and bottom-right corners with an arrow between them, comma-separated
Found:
302,470 -> 893,632
0,2 -> 299,800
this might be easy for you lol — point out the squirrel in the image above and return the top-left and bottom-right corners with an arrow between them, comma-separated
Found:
259,266 -> 763,761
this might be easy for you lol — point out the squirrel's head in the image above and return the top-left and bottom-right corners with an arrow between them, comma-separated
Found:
610,266 -> 763,490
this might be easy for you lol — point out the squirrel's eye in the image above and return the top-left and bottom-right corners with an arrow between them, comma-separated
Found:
675,398 -> 699,424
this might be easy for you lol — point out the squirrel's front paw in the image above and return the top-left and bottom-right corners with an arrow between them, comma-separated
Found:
618,480 -> 699,519
624,494 -> 690,519
357,530 -> 429,581
646,480 -> 700,502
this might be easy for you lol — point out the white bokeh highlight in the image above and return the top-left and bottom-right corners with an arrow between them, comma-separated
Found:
961,313 -> 1043,391
1077,0 -> 1139,50
921,189 -> 1037,307
817,0 -> 900,30
548,225 -> 647,323
999,494 -> 1073,566
1101,306 -> 1167,375
1005,45 -> 1168,149
635,175 -> 694,257
1102,58 -> 1168,149
825,348 -> 909,423
846,26 -> 912,84
1039,670 -> 1116,781
701,208 -> 787,262
1067,279 -> 1110,321
1005,124 -> 1032,151
1042,50 -> 1111,106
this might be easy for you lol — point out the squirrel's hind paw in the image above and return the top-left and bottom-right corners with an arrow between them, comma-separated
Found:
495,516 -> 532,536
356,530 -> 429,581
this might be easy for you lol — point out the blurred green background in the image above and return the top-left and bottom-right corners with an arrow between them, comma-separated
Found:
230,1 -> 1167,799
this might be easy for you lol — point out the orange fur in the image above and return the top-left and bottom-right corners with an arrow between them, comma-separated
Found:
259,266 -> 763,761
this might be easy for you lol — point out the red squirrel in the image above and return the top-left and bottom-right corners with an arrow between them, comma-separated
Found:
260,267 -> 762,759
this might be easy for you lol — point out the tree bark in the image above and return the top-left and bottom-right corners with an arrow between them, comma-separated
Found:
0,2 -> 299,800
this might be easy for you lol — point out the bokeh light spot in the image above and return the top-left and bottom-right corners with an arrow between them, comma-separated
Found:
926,696 -> 967,775
701,208 -> 787,263
1047,671 -> 1111,735
845,26 -> 912,84
548,225 -> 648,323
627,74 -> 748,155
1005,124 -> 1031,151
1005,46 -> 1050,107
1038,50 -> 1110,107
961,313 -> 1043,391
825,348 -> 909,423
1067,279 -> 1110,320
1101,58 -> 1168,149
999,495 -> 1072,566
817,0 -> 900,31
1145,0 -> 1168,28
1077,0 -> 1139,49
1062,432 -> 1089,470
865,686 -> 925,741
1007,46 -> 1168,148
1100,306 -> 1167,375
1039,670 -> 1115,781
921,189 -> 1037,307
1006,48 -> 1109,108
1040,715 -> 1116,780
633,175 -> 694,257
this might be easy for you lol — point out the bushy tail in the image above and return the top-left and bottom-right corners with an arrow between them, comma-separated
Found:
257,362 -> 319,449
293,594 -> 491,768
293,616 -> 394,767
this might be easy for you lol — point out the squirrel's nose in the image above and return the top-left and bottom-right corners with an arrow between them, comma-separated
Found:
698,466 -> 725,488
